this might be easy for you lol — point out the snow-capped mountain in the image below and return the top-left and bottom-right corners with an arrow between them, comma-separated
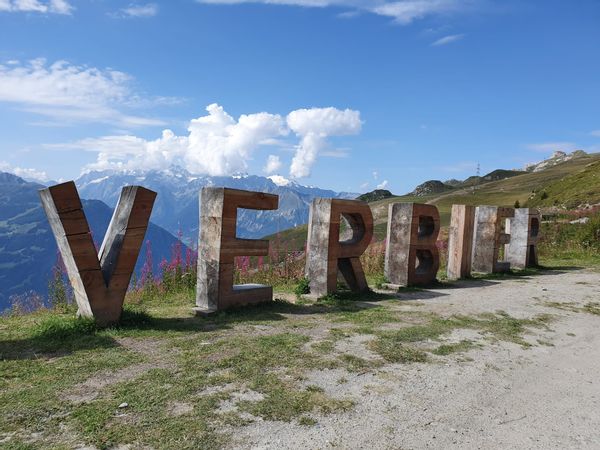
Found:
76,167 -> 356,240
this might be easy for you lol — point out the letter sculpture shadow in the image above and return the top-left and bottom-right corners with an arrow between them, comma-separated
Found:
305,198 -> 373,297
384,203 -> 440,286
195,187 -> 279,314
447,204 -> 475,280
472,206 -> 514,273
506,208 -> 540,269
39,182 -> 157,326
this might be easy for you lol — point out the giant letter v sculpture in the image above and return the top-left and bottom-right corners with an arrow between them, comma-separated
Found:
40,182 -> 156,326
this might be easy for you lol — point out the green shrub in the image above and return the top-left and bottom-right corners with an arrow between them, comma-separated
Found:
575,214 -> 600,249
294,277 -> 310,297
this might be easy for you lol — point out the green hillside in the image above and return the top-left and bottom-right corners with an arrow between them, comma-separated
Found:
266,152 -> 600,247
528,160 -> 600,209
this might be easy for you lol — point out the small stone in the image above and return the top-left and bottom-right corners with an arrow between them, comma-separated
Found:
118,402 -> 129,409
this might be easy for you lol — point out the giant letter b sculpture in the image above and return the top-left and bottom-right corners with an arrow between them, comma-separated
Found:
384,203 -> 440,286
39,182 -> 156,326
195,187 -> 279,314
305,198 -> 373,297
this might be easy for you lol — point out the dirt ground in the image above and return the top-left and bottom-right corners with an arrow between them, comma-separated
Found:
229,269 -> 600,450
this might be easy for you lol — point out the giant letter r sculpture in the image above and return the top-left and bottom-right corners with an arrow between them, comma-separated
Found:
305,198 -> 373,297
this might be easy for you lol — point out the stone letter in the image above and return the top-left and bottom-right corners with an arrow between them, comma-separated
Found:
384,203 -> 440,286
505,208 -> 540,269
305,198 -> 373,297
447,204 -> 475,280
195,187 -> 279,314
39,182 -> 156,326
471,206 -> 515,273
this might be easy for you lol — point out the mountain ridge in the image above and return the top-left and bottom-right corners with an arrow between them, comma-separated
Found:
76,167 -> 357,240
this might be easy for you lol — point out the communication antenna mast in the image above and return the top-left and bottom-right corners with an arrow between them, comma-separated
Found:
471,162 -> 480,194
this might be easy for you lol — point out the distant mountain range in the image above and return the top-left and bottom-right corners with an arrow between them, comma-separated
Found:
1,168 -> 355,311
75,167 -> 356,240
0,172 -> 184,313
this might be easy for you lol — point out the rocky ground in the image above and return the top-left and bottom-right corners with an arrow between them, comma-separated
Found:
231,269 -> 600,449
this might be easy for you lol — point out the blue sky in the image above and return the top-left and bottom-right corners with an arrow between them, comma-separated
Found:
0,0 -> 599,194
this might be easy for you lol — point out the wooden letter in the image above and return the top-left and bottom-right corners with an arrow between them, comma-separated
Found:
471,206 -> 514,273
305,198 -> 373,297
39,182 -> 156,326
195,187 -> 279,314
505,208 -> 540,269
384,203 -> 440,286
447,204 -> 475,280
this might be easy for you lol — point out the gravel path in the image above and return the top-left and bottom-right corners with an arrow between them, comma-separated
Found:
230,269 -> 600,450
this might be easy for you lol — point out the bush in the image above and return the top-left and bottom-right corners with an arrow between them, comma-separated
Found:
294,277 -> 310,297
575,214 -> 600,249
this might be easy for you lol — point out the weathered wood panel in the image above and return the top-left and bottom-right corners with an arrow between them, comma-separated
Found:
195,187 -> 279,314
447,204 -> 476,280
39,182 -> 156,326
505,208 -> 541,269
471,206 -> 514,274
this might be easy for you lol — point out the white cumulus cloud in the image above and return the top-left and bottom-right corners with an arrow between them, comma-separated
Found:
287,107 -> 361,178
0,59 -> 175,127
48,104 -> 362,179
376,180 -> 389,189
186,104 -> 287,176
0,0 -> 73,14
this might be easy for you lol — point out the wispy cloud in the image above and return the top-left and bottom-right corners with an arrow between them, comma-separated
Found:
264,154 -> 282,174
0,161 -> 50,182
527,142 -> 578,153
197,0 -> 479,24
431,33 -> 464,46
0,58 -> 177,127
590,130 -> 600,137
117,3 -> 158,18
0,0 -> 73,14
